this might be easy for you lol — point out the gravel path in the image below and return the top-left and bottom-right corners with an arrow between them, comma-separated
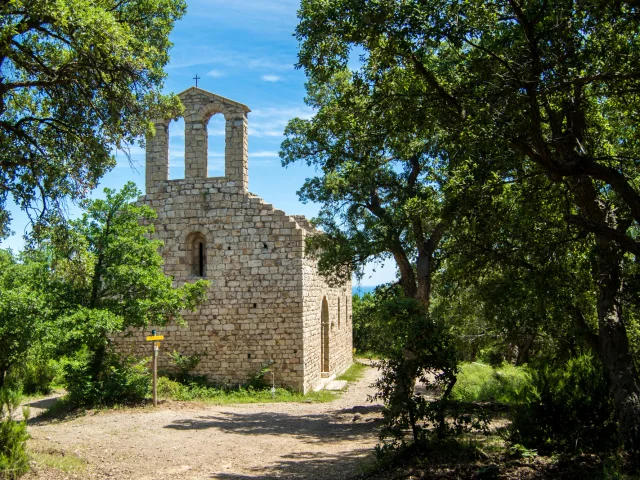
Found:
24,364 -> 383,479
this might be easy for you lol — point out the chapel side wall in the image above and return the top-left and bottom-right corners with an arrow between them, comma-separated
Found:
114,179 -> 306,391
301,227 -> 353,393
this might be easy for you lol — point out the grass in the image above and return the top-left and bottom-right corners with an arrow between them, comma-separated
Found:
336,361 -> 368,382
156,377 -> 339,404
157,362 -> 370,404
19,388 -> 64,404
450,362 -> 532,404
354,350 -> 381,360
36,363 -> 368,414
30,448 -> 87,474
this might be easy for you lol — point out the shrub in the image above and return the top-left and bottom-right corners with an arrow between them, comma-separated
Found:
157,377 -> 185,399
63,349 -> 150,406
451,362 -> 532,404
0,388 -> 30,479
509,354 -> 617,454
477,345 -> 509,367
370,295 -> 461,447
5,354 -> 62,396
166,351 -> 203,382
248,363 -> 274,389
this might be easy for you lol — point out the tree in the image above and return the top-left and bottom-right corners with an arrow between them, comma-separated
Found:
281,52 -> 459,450
281,71 -> 450,308
294,0 -> 640,453
0,250 -> 46,389
33,182 -> 208,394
0,0 -> 186,237
437,170 -> 598,365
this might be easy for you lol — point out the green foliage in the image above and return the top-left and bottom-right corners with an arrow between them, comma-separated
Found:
510,354 -> 617,454
0,250 -> 48,389
31,183 -> 209,404
167,351 -> 203,382
62,348 -> 150,407
156,377 -> 183,399
451,363 -> 532,405
247,363 -> 274,389
436,171 -> 598,368
156,376 -> 335,404
508,444 -> 538,460
0,183 -> 208,405
0,388 -> 30,479
293,0 -> 640,454
5,355 -> 62,396
370,294 -> 463,447
0,0 -> 186,236
352,292 -> 379,354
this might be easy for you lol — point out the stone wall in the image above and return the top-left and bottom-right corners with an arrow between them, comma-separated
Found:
115,88 -> 352,393
301,249 -> 353,393
116,179 -> 308,389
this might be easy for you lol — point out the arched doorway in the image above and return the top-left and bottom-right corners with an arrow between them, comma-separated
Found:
321,297 -> 330,375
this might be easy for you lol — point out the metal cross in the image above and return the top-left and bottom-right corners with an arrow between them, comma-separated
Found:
193,74 -> 201,87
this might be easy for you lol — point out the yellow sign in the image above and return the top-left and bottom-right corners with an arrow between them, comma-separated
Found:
146,335 -> 164,341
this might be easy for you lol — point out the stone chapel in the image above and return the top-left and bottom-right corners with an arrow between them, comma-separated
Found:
116,87 -> 353,393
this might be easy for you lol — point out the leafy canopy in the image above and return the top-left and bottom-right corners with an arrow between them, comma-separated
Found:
34,182 -> 209,356
0,0 -> 186,237
0,249 -> 48,388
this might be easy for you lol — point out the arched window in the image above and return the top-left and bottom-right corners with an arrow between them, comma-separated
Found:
321,297 -> 329,374
186,232 -> 207,277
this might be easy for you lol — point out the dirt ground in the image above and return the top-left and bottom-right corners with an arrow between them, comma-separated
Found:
23,364 -> 383,480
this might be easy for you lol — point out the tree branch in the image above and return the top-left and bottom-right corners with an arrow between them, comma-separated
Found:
566,214 -> 640,256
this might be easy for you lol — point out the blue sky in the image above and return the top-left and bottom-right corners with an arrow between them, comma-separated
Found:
1,0 -> 396,287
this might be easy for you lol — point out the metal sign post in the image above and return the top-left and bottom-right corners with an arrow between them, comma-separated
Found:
146,330 -> 165,407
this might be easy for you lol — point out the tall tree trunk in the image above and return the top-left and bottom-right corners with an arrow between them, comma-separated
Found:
595,241 -> 640,455
572,177 -> 640,455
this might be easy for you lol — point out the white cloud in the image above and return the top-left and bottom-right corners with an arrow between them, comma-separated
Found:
261,75 -> 281,83
168,49 -> 295,72
248,106 -> 315,138
207,69 -> 225,78
250,151 -> 279,158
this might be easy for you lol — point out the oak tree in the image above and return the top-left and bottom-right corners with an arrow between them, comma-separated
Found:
0,0 -> 185,237
293,0 -> 640,453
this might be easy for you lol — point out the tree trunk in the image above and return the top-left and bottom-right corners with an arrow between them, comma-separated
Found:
571,177 -> 640,455
515,335 -> 535,366
595,242 -> 640,456
91,343 -> 107,383
416,253 -> 432,309
0,368 -> 5,390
